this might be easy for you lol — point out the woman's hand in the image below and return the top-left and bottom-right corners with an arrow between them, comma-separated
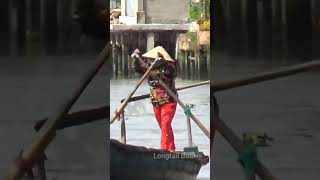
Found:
131,48 -> 141,59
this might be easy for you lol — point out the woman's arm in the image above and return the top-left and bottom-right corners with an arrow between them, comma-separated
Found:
162,62 -> 177,80
131,49 -> 147,74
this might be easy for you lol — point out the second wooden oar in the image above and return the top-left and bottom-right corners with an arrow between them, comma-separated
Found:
110,58 -> 159,124
212,96 -> 277,180
121,80 -> 210,103
212,60 -> 320,92
34,106 -> 108,131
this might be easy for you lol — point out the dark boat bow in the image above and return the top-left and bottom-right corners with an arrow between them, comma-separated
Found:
111,139 -> 209,180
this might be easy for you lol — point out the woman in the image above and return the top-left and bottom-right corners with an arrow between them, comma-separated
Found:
131,46 -> 178,152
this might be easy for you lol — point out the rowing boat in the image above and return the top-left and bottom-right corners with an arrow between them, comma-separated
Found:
110,139 -> 209,180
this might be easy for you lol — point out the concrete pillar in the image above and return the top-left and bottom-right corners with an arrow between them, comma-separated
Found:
146,32 -> 155,51
0,0 -> 11,56
136,0 -> 145,23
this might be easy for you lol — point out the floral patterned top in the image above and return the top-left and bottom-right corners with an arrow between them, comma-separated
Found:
133,56 -> 177,107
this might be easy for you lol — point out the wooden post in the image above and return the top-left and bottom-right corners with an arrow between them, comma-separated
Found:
195,49 -> 200,80
271,0 -> 282,59
120,112 -> 126,144
57,0 -> 72,53
311,0 -> 320,58
229,0 -> 242,56
180,50 -> 185,79
0,0 -> 10,56
16,0 -> 27,56
41,0 -> 58,54
241,0 -> 249,57
184,50 -> 188,79
186,115 -> 193,147
119,34 -> 124,74
187,51 -> 191,79
280,0 -> 288,60
199,47 -> 208,79
114,34 -> 119,77
122,33 -> 129,78
247,0 -> 258,58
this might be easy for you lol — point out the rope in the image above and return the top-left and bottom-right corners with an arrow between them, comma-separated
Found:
184,104 -> 195,118
238,143 -> 258,177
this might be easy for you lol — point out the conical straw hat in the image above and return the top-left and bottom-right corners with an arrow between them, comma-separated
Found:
142,46 -> 174,62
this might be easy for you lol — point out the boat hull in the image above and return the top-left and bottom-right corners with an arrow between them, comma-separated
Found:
110,139 -> 209,180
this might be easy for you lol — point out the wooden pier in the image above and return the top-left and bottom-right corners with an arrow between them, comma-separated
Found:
215,0 -> 319,60
110,24 -> 210,80
0,0 -> 107,56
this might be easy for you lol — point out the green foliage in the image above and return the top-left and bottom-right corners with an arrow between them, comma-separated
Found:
189,2 -> 201,21
189,0 -> 210,21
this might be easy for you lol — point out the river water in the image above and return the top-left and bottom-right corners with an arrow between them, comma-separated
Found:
212,52 -> 320,180
0,54 -> 108,180
110,78 -> 210,179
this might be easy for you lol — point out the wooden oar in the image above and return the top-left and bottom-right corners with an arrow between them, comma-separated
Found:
212,96 -> 277,180
110,58 -> 159,124
214,116 -> 278,180
34,105 -> 108,131
157,80 -> 210,138
212,60 -> 320,92
135,57 -> 210,138
121,80 -> 210,103
4,44 -> 110,180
